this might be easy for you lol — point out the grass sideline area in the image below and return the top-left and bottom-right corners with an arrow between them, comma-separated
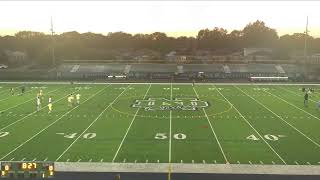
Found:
0,82 -> 319,175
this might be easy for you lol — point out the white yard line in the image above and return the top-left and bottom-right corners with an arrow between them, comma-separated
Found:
192,86 -> 228,163
0,85 -> 23,94
0,86 -> 108,160
264,90 -> 320,122
235,85 -> 320,149
112,84 -> 152,162
169,82 -> 173,163
0,88 -> 80,132
55,85 -> 130,161
213,84 -> 287,164
0,88 -> 36,102
0,88 -> 60,113
1,81 -> 320,86
279,87 -> 317,103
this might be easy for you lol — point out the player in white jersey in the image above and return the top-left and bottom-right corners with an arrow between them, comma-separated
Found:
48,96 -> 53,113
36,96 -> 41,111
39,89 -> 43,97
76,94 -> 81,105
68,94 -> 73,107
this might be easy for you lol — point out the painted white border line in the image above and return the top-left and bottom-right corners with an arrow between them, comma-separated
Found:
53,162 -> 320,175
0,81 -> 319,86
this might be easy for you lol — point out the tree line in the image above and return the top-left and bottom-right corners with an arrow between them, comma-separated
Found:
0,20 -> 319,66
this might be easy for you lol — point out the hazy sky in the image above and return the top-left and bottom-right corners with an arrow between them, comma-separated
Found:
1,1 -> 320,37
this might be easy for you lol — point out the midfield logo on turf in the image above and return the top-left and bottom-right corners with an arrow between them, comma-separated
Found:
132,98 -> 209,111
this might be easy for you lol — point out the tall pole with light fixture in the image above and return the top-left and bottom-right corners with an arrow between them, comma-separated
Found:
304,16 -> 308,62
303,16 -> 309,79
50,17 -> 56,67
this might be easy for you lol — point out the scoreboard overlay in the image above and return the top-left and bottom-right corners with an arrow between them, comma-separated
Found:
1,162 -> 54,178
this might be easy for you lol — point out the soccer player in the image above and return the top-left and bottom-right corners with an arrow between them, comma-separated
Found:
39,89 -> 43,98
48,97 -> 53,113
10,88 -> 14,96
68,94 -> 73,107
304,93 -> 309,107
48,103 -> 52,113
76,93 -> 81,105
36,96 -> 41,111
21,86 -> 25,95
48,104 -> 52,114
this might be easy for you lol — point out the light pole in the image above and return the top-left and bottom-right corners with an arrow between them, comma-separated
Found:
304,16 -> 309,63
50,16 -> 56,67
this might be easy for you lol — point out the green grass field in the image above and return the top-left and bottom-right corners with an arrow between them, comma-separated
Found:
0,82 -> 319,165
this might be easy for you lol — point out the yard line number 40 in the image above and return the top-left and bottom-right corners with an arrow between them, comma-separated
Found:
56,132 -> 97,139
247,134 -> 286,141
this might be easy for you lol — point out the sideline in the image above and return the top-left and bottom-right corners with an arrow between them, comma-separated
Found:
0,81 -> 319,86
52,162 -> 320,175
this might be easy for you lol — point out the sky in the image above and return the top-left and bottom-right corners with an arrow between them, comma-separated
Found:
0,1 -> 320,38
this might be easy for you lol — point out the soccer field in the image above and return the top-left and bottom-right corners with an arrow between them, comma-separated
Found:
0,82 -> 320,167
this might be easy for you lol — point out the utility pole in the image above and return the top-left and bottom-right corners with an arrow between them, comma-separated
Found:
304,16 -> 309,63
50,16 -> 56,67
303,16 -> 309,79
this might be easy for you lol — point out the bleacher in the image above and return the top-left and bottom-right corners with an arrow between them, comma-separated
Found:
55,63 -> 314,81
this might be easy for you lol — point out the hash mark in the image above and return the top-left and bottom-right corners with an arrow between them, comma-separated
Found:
32,158 -> 36,162
294,161 -> 299,165
67,159 -> 70,162
10,158 -> 15,161
249,161 -> 252,164
237,161 -> 240,164
307,162 -> 311,165
77,159 -> 81,162
123,159 -> 126,163
100,159 -> 104,162
21,158 -> 26,161
272,161 -> 275,165
89,158 -> 92,162
134,160 -> 137,163
44,157 -> 48,162
214,160 -> 217,164
192,160 -> 194,163
260,161 -> 264,164
203,160 -> 206,164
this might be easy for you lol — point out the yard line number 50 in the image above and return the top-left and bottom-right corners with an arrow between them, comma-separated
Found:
155,133 -> 186,140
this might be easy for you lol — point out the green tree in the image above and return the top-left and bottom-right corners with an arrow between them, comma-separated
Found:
242,20 -> 278,47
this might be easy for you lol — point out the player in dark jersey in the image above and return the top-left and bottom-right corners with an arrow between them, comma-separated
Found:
304,93 -> 309,107
21,86 -> 25,95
